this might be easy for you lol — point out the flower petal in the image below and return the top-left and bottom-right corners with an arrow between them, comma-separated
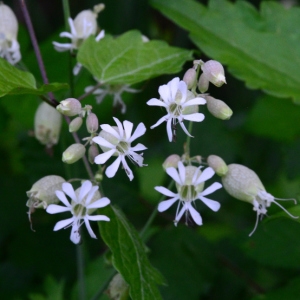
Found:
46,204 -> 70,214
187,203 -> 203,225
183,113 -> 205,122
198,195 -> 221,212
62,182 -> 77,202
177,161 -> 186,183
179,121 -> 193,137
130,143 -> 147,152
147,98 -> 167,107
87,197 -> 110,209
78,180 -> 92,202
85,186 -> 99,205
84,218 -> 97,239
169,77 -> 180,100
120,156 -> 134,181
158,198 -> 179,212
100,124 -> 120,140
123,120 -> 133,140
201,182 -> 222,196
166,167 -> 182,185
93,136 -> 115,149
174,203 -> 187,224
55,190 -> 71,207
129,122 -> 146,143
194,167 -> 215,185
94,149 -> 115,164
87,215 -> 110,221
150,115 -> 168,129
158,84 -> 170,102
182,97 -> 206,107
166,118 -> 173,142
178,80 -> 187,103
155,186 -> 178,198
113,117 -> 124,138
70,223 -> 81,244
53,217 -> 74,231
105,156 -> 121,178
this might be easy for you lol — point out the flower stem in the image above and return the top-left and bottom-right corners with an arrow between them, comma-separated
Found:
76,244 -> 86,300
20,0 -> 56,105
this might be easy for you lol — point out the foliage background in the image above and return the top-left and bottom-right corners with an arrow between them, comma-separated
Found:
1,0 -> 300,299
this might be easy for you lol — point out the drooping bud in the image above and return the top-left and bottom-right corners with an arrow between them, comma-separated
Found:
69,116 -> 83,132
221,163 -> 298,236
73,10 -> 98,40
207,155 -> 228,176
0,3 -> 21,64
34,102 -> 62,147
88,144 -> 99,164
183,68 -> 197,89
106,273 -> 129,300
201,60 -> 226,88
163,154 -> 181,169
62,143 -> 86,164
56,98 -> 82,116
86,112 -> 99,133
205,96 -> 233,120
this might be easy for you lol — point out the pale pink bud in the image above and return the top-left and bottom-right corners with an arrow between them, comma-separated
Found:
86,113 -> 99,133
69,116 -> 83,132
207,155 -> 228,176
56,98 -> 82,116
163,154 -> 181,169
183,68 -> 197,89
198,73 -> 209,93
201,60 -> 226,87
62,143 -> 86,164
88,144 -> 99,164
205,96 -> 232,120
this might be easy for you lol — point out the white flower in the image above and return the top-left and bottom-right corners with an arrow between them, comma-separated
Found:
0,3 -> 21,64
92,117 -> 147,181
147,77 -> 206,142
156,161 -> 222,226
85,84 -> 139,114
53,10 -> 105,52
46,180 -> 110,244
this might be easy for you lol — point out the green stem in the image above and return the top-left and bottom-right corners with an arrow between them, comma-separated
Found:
76,244 -> 86,300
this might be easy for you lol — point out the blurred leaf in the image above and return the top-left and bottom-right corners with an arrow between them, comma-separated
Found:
28,276 -> 65,300
245,95 -> 300,142
77,30 -> 192,85
251,277 -> 300,300
0,58 -> 68,97
242,218 -> 300,268
149,226 -> 216,300
150,0 -> 300,101
98,205 -> 164,300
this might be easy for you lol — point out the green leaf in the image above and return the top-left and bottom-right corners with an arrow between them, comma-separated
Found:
242,218 -> 300,268
98,205 -> 164,300
77,30 -> 192,85
245,95 -> 300,142
150,0 -> 300,101
0,58 -> 68,97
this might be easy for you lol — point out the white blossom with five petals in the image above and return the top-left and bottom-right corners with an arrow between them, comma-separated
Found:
46,180 -> 110,244
156,161 -> 222,226
147,77 -> 206,142
92,117 -> 147,181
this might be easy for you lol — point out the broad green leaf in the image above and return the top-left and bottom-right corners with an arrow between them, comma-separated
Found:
245,95 -> 300,142
77,30 -> 192,85
98,205 -> 164,300
242,218 -> 300,268
150,0 -> 300,101
0,58 -> 68,97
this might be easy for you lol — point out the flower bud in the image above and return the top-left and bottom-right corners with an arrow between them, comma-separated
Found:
62,143 -> 86,164
183,68 -> 197,89
201,60 -> 226,87
207,155 -> 228,176
73,10 -> 98,40
163,154 -> 181,169
221,164 -> 264,203
26,175 -> 66,210
0,3 -> 21,64
69,116 -> 83,132
56,98 -> 82,116
106,273 -> 129,300
88,144 -> 99,164
34,102 -> 62,147
86,113 -> 99,133
205,96 -> 233,120
197,73 -> 209,93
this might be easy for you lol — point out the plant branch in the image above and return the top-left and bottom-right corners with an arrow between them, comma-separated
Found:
78,81 -> 103,101
20,0 -> 56,106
